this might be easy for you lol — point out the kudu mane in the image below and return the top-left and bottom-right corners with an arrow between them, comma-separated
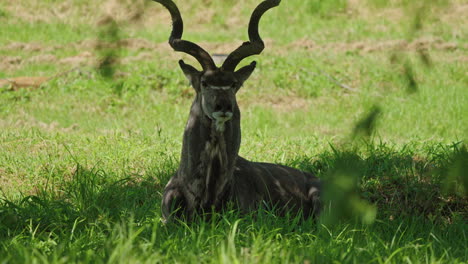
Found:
153,0 -> 321,222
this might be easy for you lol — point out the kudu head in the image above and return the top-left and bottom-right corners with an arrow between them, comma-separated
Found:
153,0 -> 280,131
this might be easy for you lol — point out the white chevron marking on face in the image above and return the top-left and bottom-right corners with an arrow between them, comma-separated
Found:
209,85 -> 231,90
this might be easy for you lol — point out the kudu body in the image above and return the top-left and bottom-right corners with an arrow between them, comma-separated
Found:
153,0 -> 321,222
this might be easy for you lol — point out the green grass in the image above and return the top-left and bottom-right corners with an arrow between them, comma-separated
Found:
0,0 -> 467,263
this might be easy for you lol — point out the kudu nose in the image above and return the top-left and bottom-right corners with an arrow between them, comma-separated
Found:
214,103 -> 232,114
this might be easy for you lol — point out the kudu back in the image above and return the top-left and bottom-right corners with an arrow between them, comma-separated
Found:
153,0 -> 321,222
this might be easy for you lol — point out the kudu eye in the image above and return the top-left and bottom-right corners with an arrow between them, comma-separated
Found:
231,82 -> 238,88
201,81 -> 208,87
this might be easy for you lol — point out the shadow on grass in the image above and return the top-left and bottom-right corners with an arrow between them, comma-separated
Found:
0,142 -> 466,239
0,164 -> 171,239
288,141 -> 467,222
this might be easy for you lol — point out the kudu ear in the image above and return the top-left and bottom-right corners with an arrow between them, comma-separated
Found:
179,60 -> 201,89
234,61 -> 256,85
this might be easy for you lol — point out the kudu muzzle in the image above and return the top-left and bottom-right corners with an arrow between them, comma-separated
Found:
210,96 -> 234,132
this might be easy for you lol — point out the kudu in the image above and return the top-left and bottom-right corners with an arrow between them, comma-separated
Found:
153,0 -> 321,222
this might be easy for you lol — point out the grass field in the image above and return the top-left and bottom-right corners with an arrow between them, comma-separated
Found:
0,0 -> 467,263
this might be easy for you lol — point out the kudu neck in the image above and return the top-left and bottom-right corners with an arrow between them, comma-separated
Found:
179,95 -> 241,175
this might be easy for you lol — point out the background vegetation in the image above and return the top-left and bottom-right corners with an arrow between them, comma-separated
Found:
0,0 -> 466,262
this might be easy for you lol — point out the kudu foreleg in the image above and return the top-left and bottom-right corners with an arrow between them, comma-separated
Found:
161,183 -> 187,223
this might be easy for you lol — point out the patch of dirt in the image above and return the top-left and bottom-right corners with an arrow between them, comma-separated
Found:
1,56 -> 22,65
267,95 -> 310,112
457,56 -> 468,63
1,33 -> 463,73
75,38 -> 165,51
118,38 -> 160,50
440,2 -> 468,26
0,56 -> 23,71
28,54 -> 57,63
0,77 -> 49,90
1,111 -> 79,133
288,37 -> 465,53
3,42 -> 44,52
35,121 -> 79,133
58,51 -> 94,66
0,38 -> 181,71
240,94 -> 311,113
3,37 -> 459,64
346,0 -> 410,21
3,0 -> 180,30
121,51 -> 156,64
0,38 -> 188,78
200,38 -> 275,54
1,38 -> 171,54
